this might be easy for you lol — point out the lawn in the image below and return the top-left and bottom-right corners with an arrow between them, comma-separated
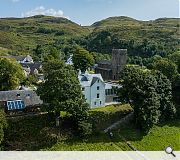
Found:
117,120 -> 180,151
44,133 -> 129,151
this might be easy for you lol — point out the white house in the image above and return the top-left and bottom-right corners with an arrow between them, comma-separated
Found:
78,72 -> 105,108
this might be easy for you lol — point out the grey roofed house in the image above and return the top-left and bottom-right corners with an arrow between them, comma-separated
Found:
0,90 -> 43,109
21,62 -> 42,75
0,55 -> 34,64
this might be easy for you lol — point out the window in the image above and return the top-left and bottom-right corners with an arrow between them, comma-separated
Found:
26,93 -> 31,99
17,93 -> 20,97
26,93 -> 30,97
82,87 -> 85,91
97,79 -> 100,83
94,102 -> 96,105
97,86 -> 100,90
100,101 -> 102,105
7,100 -> 25,110
97,94 -> 100,98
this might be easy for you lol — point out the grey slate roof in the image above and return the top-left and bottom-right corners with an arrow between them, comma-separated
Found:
21,62 -> 42,74
97,60 -> 111,65
78,73 -> 104,87
91,77 -> 99,86
0,90 -> 43,107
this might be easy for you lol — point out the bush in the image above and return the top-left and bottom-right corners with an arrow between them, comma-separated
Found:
77,120 -> 93,137
0,108 -> 7,149
90,104 -> 133,131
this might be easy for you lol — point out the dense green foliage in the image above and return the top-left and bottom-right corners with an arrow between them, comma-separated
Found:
0,108 -> 7,149
4,107 -> 179,151
0,57 -> 25,90
0,15 -> 89,54
4,114 -> 57,150
152,59 -> 178,82
0,16 -> 179,59
72,47 -> 95,72
83,17 -> 180,57
4,105 -> 133,151
37,60 -> 92,136
118,65 -> 176,131
168,51 -> 180,73
90,104 -> 133,131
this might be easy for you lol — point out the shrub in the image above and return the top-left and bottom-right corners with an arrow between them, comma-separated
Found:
90,104 -> 133,131
0,108 -> 7,149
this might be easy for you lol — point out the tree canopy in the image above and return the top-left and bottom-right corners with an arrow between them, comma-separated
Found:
72,47 -> 95,73
0,58 -> 25,91
152,59 -> 179,82
37,60 -> 92,136
118,65 -> 176,131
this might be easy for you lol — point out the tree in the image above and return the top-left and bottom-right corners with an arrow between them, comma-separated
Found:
72,47 -> 95,73
118,65 -> 161,131
37,60 -> 92,136
118,65 -> 176,132
152,59 -> 178,82
168,51 -> 180,73
0,108 -> 7,148
152,71 -> 176,121
33,45 -> 44,60
0,58 -> 25,91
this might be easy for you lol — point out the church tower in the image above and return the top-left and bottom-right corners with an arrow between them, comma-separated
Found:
111,49 -> 127,80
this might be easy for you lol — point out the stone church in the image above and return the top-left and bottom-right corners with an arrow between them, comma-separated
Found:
95,49 -> 127,80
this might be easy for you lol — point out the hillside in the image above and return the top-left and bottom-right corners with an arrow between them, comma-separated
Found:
0,15 -> 179,57
0,15 -> 89,55
86,16 -> 180,56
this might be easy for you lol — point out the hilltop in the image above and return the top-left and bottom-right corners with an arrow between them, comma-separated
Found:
0,15 -> 179,56
0,15 -> 89,55
87,16 -> 179,55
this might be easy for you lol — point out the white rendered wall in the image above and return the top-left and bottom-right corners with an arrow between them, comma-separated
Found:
90,80 -> 105,108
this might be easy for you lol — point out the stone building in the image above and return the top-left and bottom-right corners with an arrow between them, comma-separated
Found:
95,49 -> 127,80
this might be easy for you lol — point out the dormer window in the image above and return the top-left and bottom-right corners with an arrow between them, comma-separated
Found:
26,93 -> 30,99
17,93 -> 20,97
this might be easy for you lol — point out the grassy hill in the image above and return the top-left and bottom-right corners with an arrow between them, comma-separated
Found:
87,16 -> 180,56
0,15 -> 89,55
0,15 -> 179,57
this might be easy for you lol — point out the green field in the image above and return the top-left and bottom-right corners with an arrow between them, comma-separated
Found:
117,120 -> 180,151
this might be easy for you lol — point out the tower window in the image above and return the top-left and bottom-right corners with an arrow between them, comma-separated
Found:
97,86 -> 100,90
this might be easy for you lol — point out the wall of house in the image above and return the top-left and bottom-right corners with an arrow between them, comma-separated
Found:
82,86 -> 91,105
90,80 -> 105,108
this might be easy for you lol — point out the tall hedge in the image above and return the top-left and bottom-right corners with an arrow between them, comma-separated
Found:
0,108 -> 7,149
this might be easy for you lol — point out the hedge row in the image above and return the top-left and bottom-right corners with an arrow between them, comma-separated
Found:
89,104 -> 133,131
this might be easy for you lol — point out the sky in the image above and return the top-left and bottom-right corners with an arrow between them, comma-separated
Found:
0,0 -> 179,25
